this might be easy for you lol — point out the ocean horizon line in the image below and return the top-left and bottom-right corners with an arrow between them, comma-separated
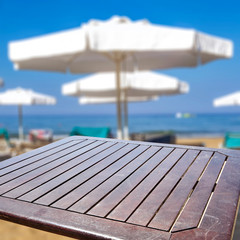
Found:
1,112 -> 240,117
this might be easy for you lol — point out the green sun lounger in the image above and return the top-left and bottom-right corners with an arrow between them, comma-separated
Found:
0,128 -> 9,142
70,127 -> 111,138
224,132 -> 240,149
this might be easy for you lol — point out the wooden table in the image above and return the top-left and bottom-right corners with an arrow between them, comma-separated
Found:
0,136 -> 239,240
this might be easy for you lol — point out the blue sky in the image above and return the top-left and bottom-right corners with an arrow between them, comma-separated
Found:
0,0 -> 239,115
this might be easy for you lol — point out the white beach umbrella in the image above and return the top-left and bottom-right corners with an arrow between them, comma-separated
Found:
0,87 -> 56,140
62,71 -> 189,138
9,16 -> 233,138
62,71 -> 189,97
213,92 -> 240,107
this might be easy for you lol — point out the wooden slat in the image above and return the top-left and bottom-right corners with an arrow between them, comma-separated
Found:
0,140 -> 88,184
51,144 -> 142,209
0,140 -> 98,196
34,143 -> 134,207
87,147 -> 172,217
69,145 -> 155,213
18,141 -> 117,202
0,197 -> 171,240
0,140 -> 83,178
0,137 -> 79,171
200,156 -> 240,238
30,142 -> 127,205
33,142 -> 127,206
107,148 -> 187,222
126,149 -> 200,226
148,151 -> 217,231
172,153 -> 226,232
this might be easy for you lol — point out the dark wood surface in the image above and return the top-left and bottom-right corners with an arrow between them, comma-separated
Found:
0,136 -> 239,240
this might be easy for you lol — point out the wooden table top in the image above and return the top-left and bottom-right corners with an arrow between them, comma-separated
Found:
0,136 -> 239,240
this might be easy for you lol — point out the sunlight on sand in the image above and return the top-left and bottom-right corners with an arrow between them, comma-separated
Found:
176,137 -> 224,149
0,220 -> 74,240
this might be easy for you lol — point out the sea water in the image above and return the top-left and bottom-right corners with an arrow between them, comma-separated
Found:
0,113 -> 240,138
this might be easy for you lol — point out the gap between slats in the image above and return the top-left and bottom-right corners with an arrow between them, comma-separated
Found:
7,152 -> 229,234
144,150 -> 203,229
0,140 -> 102,196
79,146 -> 164,214
3,144 -> 228,234
44,143 -> 139,207
196,158 -> 227,228
0,140 -> 87,185
0,139 -> 81,172
15,141 -> 117,201
167,151 -> 215,232
56,144 -> 148,209
103,148 -> 187,222
170,154 -> 227,233
41,148 -> 192,230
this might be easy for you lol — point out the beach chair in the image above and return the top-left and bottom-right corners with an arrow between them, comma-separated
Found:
131,131 -> 176,144
70,126 -> 111,138
224,132 -> 240,149
29,129 -> 53,143
0,128 -> 9,143
0,128 -> 13,161
17,129 -> 54,153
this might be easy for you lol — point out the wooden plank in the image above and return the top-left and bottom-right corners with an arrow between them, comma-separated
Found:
18,141 -> 117,202
0,140 -> 98,196
0,140 -> 87,184
69,145 -> 156,213
107,148 -> 187,222
148,151 -> 217,231
0,197 -> 170,240
173,152 -> 226,232
51,144 -> 142,210
0,137 -> 80,171
126,149 -> 200,226
33,142 -> 127,206
87,147 -> 172,217
0,140 -> 83,178
200,156 -> 240,238
34,143 -> 135,207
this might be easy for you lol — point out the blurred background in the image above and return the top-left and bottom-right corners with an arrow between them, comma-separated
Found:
0,0 -> 239,239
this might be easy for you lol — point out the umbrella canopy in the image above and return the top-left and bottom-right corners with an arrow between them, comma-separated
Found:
62,71 -> 189,138
62,71 -> 189,97
0,78 -> 3,87
0,87 -> 56,140
9,16 -> 233,72
9,16 -> 233,139
213,92 -> 240,107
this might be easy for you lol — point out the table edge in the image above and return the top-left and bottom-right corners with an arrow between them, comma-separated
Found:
68,136 -> 240,157
0,196 -> 170,240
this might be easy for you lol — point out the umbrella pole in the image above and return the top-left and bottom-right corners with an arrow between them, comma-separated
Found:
123,89 -> 129,140
18,105 -> 24,141
115,59 -> 123,139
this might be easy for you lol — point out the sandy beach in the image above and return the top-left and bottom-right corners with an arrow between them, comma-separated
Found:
176,136 -> 224,148
0,220 -> 73,240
